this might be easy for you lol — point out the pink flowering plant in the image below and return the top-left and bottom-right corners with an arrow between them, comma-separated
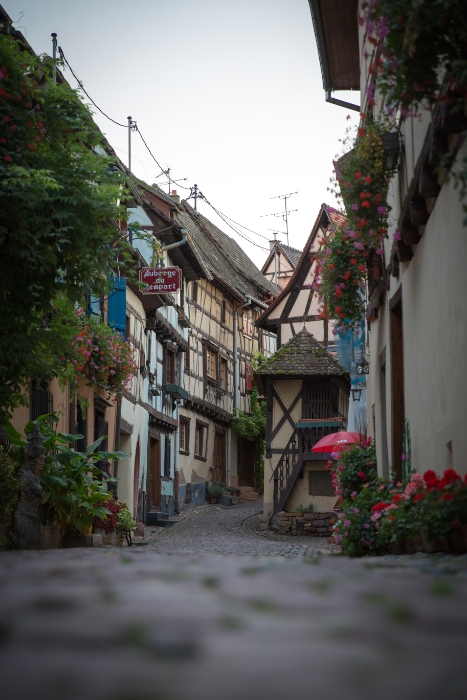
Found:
331,483 -> 393,557
378,470 -> 467,546
56,311 -> 136,398
327,439 -> 377,502
322,118 -> 395,327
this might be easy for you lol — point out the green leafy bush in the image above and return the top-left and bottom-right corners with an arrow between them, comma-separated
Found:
0,448 -> 20,548
8,413 -> 127,534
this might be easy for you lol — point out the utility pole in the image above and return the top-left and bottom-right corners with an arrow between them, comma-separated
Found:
51,33 -> 57,84
127,116 -> 137,172
193,183 -> 199,211
261,192 -> 297,246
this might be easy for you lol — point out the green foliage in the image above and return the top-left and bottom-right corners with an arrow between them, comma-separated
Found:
295,503 -> 315,514
328,442 -> 377,502
361,0 -> 467,223
0,447 -> 21,548
0,35 -> 133,422
207,482 -> 224,501
116,503 -> 136,534
333,483 -> 392,557
233,388 -> 266,492
11,413 -> 127,533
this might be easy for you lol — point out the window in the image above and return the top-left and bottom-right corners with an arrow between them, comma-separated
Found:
206,346 -> 218,380
184,340 -> 190,371
220,357 -> 228,390
179,417 -> 190,453
30,380 -> 53,421
192,281 -> 198,304
126,314 -> 131,340
194,421 -> 208,460
215,300 -> 226,324
243,310 -> 253,336
166,348 -> 176,384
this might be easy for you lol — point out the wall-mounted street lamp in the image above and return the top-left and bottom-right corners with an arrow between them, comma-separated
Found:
351,388 -> 362,402
356,356 -> 369,375
381,132 -> 403,172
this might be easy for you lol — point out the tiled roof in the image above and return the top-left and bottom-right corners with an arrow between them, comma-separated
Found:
281,244 -> 302,268
176,201 -> 277,300
326,205 -> 347,231
256,328 -> 348,377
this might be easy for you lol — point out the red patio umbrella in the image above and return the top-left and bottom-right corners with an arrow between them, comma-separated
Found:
311,431 -> 364,453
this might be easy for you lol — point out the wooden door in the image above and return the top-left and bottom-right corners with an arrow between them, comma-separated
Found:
146,437 -> 161,512
390,295 -> 405,482
213,432 -> 226,484
237,437 -> 255,488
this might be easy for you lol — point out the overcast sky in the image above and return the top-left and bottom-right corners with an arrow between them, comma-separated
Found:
6,0 -> 359,268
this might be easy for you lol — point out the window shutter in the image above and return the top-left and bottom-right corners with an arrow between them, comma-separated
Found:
245,363 -> 254,392
108,276 -> 127,337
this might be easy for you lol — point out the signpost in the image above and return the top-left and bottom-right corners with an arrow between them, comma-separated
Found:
139,267 -> 181,294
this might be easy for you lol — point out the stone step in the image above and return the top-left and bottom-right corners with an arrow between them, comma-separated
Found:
240,491 -> 259,501
145,512 -> 169,526
239,486 -> 254,493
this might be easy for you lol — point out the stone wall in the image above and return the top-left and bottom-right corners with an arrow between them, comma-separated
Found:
271,511 -> 334,537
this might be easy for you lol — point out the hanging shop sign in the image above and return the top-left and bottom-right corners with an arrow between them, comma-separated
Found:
139,267 -> 181,294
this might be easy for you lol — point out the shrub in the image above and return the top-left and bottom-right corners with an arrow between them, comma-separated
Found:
327,439 -> 377,501
0,448 -> 20,548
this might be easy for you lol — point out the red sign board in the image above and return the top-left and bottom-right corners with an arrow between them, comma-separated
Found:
139,267 -> 181,294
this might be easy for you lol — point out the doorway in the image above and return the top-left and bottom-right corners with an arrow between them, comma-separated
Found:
133,440 -> 141,519
146,436 -> 161,512
213,431 -> 226,484
237,437 -> 255,488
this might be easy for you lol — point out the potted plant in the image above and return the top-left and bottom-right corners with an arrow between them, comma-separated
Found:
116,503 -> 136,547
207,482 -> 224,504
9,413 -> 127,547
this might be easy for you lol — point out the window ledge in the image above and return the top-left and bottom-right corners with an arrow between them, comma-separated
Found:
179,449 -> 190,456
194,455 -> 207,462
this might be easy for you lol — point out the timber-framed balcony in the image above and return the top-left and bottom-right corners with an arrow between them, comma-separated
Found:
295,416 -> 347,461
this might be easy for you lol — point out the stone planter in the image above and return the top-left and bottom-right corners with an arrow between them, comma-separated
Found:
420,530 -> 449,554
404,535 -> 423,554
447,524 -> 467,554
388,540 -> 406,555
270,511 -> 334,537
93,528 -> 123,546
62,533 -> 93,548
40,525 -> 62,550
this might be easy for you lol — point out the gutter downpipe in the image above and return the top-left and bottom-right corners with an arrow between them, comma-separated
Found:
160,232 -> 187,253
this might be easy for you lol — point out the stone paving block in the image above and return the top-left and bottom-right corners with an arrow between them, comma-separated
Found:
1,500 -> 467,700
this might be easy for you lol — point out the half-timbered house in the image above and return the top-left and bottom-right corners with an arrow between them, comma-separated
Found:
255,329 -> 349,524
162,199 -> 277,503
261,240 -> 302,292
256,204 -> 346,349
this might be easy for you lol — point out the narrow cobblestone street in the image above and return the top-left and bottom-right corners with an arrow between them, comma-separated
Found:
1,502 -> 467,700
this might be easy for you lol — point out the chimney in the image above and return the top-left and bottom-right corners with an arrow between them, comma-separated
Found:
269,240 -> 277,252
169,189 -> 180,204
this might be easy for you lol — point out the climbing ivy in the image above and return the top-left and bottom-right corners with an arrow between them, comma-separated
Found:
0,35 -> 132,422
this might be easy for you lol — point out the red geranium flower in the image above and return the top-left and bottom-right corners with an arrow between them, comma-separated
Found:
423,470 -> 439,490
357,471 -> 367,481
354,171 -> 361,179
350,258 -> 357,265
441,493 -> 453,501
361,200 -> 370,208
413,493 -> 424,502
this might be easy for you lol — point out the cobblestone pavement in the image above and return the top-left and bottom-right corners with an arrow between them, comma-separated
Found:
143,499 -> 329,556
1,503 -> 467,700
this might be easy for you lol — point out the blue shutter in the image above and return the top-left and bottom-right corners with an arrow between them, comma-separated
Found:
108,276 -> 127,338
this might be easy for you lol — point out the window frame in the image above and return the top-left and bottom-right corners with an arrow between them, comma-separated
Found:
179,417 -> 191,454
194,420 -> 209,461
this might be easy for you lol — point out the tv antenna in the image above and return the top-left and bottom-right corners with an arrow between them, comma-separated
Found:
261,191 -> 297,246
154,167 -> 188,194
